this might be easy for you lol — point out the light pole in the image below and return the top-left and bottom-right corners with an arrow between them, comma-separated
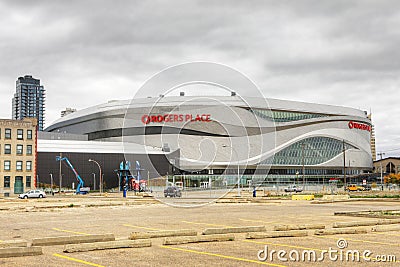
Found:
301,143 -> 306,190
50,173 -> 53,191
378,152 -> 385,190
223,145 -> 240,197
89,159 -> 102,194
92,173 -> 96,191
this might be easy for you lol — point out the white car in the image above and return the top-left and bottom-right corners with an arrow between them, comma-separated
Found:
284,185 -> 303,193
19,190 -> 47,199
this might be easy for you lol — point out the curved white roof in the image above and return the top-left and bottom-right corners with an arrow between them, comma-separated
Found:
47,96 -> 367,131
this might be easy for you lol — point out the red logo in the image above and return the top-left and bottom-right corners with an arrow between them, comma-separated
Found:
141,114 -> 211,124
348,121 -> 371,132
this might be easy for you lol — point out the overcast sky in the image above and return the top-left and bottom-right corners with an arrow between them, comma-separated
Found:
0,0 -> 399,157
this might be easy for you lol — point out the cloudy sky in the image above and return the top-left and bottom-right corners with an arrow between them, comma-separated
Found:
0,0 -> 399,157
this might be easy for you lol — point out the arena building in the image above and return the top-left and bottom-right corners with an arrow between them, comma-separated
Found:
37,95 -> 373,190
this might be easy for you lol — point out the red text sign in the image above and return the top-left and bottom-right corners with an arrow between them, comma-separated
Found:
141,114 -> 211,124
348,121 -> 371,132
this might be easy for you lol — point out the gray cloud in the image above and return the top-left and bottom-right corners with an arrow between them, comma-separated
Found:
0,0 -> 399,156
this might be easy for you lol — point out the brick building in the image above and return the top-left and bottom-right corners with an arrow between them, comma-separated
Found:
0,118 -> 37,196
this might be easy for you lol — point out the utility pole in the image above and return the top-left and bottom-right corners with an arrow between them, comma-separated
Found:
377,152 -> 385,190
59,152 -> 62,194
301,143 -> 305,188
342,140 -> 346,188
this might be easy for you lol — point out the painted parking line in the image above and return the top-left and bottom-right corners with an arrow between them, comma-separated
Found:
122,224 -> 161,231
244,240 -> 325,252
52,228 -> 91,235
53,253 -> 105,267
244,240 -> 400,263
239,218 -> 277,224
371,231 -> 400,237
181,220 -> 233,227
160,245 -> 286,267
314,235 -> 400,247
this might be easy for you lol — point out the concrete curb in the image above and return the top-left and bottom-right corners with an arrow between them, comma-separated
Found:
0,240 -> 28,248
372,225 -> 400,232
202,226 -> 265,235
274,224 -> 325,231
0,247 -> 42,258
129,229 -> 197,240
333,220 -> 380,228
314,228 -> 367,235
32,233 -> 115,246
246,230 -> 308,239
333,219 -> 400,228
63,239 -> 151,253
163,234 -> 235,245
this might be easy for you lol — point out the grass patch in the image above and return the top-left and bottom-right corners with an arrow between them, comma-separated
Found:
349,194 -> 400,199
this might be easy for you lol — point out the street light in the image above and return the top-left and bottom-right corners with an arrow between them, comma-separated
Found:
378,152 -> 385,191
92,173 -> 96,191
222,144 -> 240,197
49,173 -> 53,190
89,159 -> 102,194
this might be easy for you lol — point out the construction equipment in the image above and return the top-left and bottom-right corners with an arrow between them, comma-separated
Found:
56,156 -> 89,194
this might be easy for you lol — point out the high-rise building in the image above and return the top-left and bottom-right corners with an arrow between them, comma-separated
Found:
368,113 -> 376,161
12,75 -> 45,131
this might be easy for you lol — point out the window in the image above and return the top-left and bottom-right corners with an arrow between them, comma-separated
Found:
27,130 -> 32,140
5,128 -> 11,139
17,144 -> 23,155
4,144 -> 11,154
4,176 -> 10,188
17,129 -> 23,140
4,161 -> 10,171
16,161 -> 23,171
26,176 -> 31,188
26,161 -> 32,171
27,145 -> 32,155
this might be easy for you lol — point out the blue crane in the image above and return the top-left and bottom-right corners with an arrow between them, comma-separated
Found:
56,156 -> 85,194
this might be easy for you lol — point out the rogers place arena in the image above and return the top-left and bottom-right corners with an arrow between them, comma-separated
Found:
39,94 -> 373,190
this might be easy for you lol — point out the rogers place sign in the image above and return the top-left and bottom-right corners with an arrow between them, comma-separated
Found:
348,121 -> 371,132
141,114 -> 211,125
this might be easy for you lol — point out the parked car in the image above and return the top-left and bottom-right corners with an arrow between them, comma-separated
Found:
164,186 -> 182,197
284,185 -> 303,193
345,184 -> 366,191
18,189 -> 47,199
361,184 -> 372,191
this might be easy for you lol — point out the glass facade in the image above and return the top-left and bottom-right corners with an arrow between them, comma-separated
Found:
12,75 -> 45,131
261,137 -> 358,166
250,108 -> 329,122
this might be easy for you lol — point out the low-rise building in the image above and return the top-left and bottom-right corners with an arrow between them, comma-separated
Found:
373,157 -> 400,174
0,118 -> 37,197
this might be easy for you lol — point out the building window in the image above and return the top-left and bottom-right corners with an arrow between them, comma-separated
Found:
27,145 -> 32,155
17,129 -> 23,140
16,161 -> 23,171
26,161 -> 32,171
26,176 -> 31,188
4,161 -> 11,171
27,130 -> 32,140
5,128 -> 11,139
16,144 -> 23,155
4,176 -> 10,188
4,144 -> 11,154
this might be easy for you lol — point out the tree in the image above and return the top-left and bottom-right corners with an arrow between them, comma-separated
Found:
384,173 -> 400,185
